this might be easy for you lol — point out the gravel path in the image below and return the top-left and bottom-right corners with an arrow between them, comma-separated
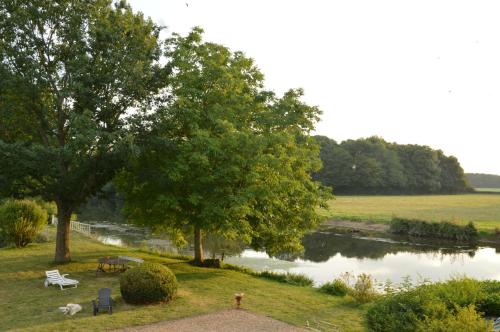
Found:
117,309 -> 305,332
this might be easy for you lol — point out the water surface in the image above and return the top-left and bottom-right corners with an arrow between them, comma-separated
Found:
89,222 -> 500,285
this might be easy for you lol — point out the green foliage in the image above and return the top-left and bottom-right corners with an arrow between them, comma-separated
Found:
117,28 -> 331,261
256,271 -> 314,287
390,217 -> 478,242
351,273 -> 378,303
313,136 -> 471,194
30,197 -> 57,217
366,278 -> 495,332
77,182 -> 124,223
477,293 -> 500,316
120,263 -> 178,304
0,0 -> 165,261
320,279 -> 350,296
0,199 -> 47,247
417,305 -> 491,332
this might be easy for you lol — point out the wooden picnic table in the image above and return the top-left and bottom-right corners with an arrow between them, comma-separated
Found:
96,257 -> 129,274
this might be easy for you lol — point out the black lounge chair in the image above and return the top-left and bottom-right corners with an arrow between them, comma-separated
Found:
92,288 -> 113,315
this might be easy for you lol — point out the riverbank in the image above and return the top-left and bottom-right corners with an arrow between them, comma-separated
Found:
322,219 -> 500,245
321,194 -> 500,236
0,228 -> 366,331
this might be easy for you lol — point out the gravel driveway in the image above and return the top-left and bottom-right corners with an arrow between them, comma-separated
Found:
117,309 -> 306,332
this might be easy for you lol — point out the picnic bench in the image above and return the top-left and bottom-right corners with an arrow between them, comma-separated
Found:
96,256 -> 143,275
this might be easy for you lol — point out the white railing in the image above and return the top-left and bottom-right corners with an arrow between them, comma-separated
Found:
52,217 -> 93,236
70,221 -> 92,235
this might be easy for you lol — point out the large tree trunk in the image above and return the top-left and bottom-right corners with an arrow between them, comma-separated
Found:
194,225 -> 204,264
55,202 -> 72,263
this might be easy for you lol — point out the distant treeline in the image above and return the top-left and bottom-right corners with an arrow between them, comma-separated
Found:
313,136 -> 471,194
77,183 -> 124,222
466,173 -> 500,189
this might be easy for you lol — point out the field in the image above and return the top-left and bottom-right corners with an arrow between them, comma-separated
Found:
322,194 -> 500,233
0,228 -> 365,331
475,188 -> 500,193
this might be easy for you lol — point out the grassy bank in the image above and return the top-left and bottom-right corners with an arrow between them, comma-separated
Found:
0,228 -> 366,331
321,194 -> 500,233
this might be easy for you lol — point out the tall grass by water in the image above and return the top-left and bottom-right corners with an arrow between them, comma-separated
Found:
390,218 -> 478,242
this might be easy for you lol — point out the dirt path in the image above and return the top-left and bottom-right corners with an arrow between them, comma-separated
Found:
116,309 -> 306,332
323,220 -> 390,232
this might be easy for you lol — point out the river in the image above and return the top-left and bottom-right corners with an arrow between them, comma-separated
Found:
89,221 -> 500,286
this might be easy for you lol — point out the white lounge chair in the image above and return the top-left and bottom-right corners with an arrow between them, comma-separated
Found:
45,270 -> 79,290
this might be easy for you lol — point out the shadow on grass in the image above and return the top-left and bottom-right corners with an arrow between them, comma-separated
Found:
175,271 -> 224,282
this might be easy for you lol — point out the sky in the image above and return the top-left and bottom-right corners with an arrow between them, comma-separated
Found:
128,0 -> 500,175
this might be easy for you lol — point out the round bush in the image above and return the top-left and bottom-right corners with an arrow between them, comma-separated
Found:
0,199 -> 47,247
120,263 -> 178,304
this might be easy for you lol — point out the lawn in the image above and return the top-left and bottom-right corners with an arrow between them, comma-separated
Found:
0,228 -> 366,331
322,194 -> 500,233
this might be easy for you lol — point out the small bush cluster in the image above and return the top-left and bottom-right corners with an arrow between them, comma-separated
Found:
352,273 -> 378,303
0,200 -> 47,247
319,279 -> 350,296
367,277 -> 499,332
390,217 -> 478,242
120,263 -> 178,304
320,272 -> 378,303
256,271 -> 314,287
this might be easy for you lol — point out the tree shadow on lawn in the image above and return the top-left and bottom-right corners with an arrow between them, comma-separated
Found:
175,270 -> 225,282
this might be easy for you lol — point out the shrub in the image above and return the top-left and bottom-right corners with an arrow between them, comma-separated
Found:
120,263 -> 178,304
257,271 -> 314,287
417,305 -> 491,332
352,273 -> 377,303
367,278 -> 494,332
390,217 -> 478,242
477,293 -> 500,316
0,200 -> 47,247
320,279 -> 350,296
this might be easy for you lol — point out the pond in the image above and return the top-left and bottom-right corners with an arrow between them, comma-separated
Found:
88,222 -> 500,286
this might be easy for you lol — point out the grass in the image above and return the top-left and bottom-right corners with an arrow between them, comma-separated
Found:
0,228 -> 366,331
321,194 -> 500,233
475,188 -> 500,193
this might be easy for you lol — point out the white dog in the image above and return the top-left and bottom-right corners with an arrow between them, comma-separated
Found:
58,303 -> 82,316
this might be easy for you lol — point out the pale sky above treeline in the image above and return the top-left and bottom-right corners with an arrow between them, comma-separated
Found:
129,0 -> 500,175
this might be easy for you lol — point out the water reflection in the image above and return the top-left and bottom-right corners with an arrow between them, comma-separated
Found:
89,222 -> 500,285
301,231 -> 478,262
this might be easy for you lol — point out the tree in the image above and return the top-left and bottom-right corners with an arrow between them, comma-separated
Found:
0,0 -> 164,262
313,136 -> 354,192
438,152 -> 470,193
117,29 -> 330,264
314,136 -> 469,194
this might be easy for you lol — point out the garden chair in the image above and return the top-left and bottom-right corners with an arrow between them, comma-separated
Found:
44,270 -> 79,290
92,288 -> 113,315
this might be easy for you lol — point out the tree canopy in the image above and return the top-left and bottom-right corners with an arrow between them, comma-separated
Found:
313,136 -> 471,194
0,0 -> 165,262
116,28 -> 330,263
